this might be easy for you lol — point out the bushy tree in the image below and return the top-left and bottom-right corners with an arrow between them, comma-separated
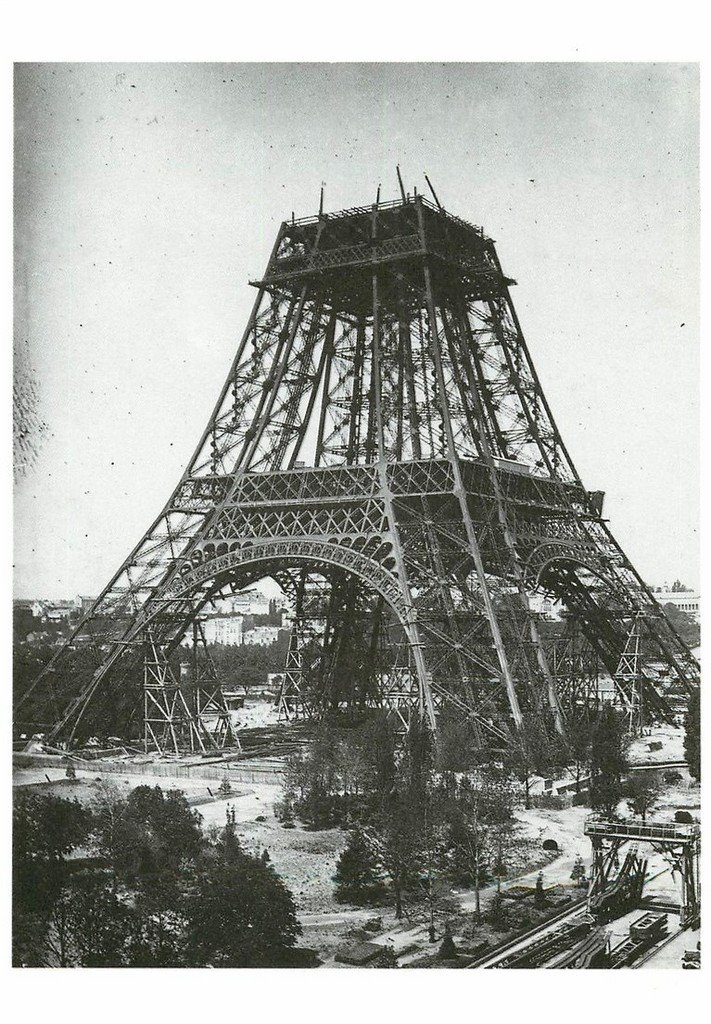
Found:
281,714 -> 399,828
123,874 -> 188,966
57,869 -> 133,966
366,794 -> 425,919
206,634 -> 289,693
488,889 -> 508,930
353,711 -> 397,799
13,793 -> 95,966
564,709 -> 594,796
333,829 -> 385,905
506,715 -> 553,809
184,823 -> 300,967
570,854 -> 587,887
402,716 -> 435,801
625,770 -> 660,823
589,707 -> 628,816
13,792 -> 92,964
660,603 -> 699,648
14,786 -> 305,969
91,784 -> 203,887
435,708 -> 482,790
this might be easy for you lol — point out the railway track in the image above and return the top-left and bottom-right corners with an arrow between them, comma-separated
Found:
465,898 -> 589,969
468,868 -> 674,970
607,913 -> 669,968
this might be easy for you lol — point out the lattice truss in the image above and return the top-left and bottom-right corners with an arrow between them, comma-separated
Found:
16,192 -> 699,747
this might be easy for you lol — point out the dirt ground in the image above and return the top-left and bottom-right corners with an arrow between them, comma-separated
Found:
12,762 -> 344,914
628,723 -> 686,765
13,724 -> 700,967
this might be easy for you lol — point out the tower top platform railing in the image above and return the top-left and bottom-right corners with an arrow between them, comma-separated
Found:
584,816 -> 700,843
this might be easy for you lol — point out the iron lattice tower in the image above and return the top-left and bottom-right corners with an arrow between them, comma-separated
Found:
16,185 -> 699,748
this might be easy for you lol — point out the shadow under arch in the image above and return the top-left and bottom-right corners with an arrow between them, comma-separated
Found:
526,540 -> 613,592
160,538 -> 409,626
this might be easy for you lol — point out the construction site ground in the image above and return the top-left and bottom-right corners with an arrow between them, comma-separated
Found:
12,722 -> 699,967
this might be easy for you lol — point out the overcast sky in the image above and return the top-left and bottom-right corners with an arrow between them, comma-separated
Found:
13,62 -> 699,599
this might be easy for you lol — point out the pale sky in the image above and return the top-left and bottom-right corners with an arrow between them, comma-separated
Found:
13,62 -> 699,599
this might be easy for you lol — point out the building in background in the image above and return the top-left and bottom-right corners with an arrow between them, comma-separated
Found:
218,589 -> 273,617
243,626 -> 281,646
44,603 -> 75,622
201,615 -> 244,646
655,589 -> 700,623
528,593 -> 562,620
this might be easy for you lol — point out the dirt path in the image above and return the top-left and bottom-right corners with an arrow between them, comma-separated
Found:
305,804 -> 592,964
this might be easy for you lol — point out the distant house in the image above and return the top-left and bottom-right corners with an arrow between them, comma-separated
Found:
45,604 -> 75,622
14,598 -> 46,619
243,626 -> 281,646
201,615 -> 244,646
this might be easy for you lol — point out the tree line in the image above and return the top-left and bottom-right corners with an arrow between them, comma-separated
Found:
13,784 -> 304,968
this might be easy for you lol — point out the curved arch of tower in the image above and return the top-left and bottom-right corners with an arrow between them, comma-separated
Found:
15,185 -> 699,750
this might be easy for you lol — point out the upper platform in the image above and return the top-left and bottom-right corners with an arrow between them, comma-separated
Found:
584,817 -> 700,846
251,195 -> 515,314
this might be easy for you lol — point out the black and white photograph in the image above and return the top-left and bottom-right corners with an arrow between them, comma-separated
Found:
9,32 -> 702,986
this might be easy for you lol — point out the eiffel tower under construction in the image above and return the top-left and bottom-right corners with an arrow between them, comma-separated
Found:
15,176 -> 699,751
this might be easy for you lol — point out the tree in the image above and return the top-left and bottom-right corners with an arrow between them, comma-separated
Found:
506,716 -> 552,809
435,709 -> 482,790
206,635 -> 289,693
91,784 -> 203,888
419,794 -> 454,941
479,764 -> 517,823
123,873 -> 188,967
336,730 -> 370,800
438,927 -> 458,960
444,783 -> 493,922
284,748 -> 310,803
14,784 -> 305,969
564,710 -> 594,796
184,823 -> 301,967
625,770 -> 660,823
360,711 -> 397,800
14,792 -> 90,873
280,715 -> 399,829
58,869 -> 133,967
402,716 -> 435,802
375,944 -> 398,968
660,603 -> 699,648
288,726 -> 343,828
589,707 -> 628,817
684,689 -> 700,781
333,829 -> 385,905
488,889 -> 508,930
366,795 -> 424,919
570,854 -> 587,887
13,792 -> 92,965
490,819 -> 515,893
